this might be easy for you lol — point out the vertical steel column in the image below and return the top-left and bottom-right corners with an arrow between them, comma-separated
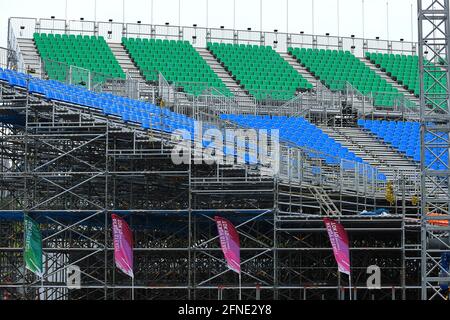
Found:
104,122 -> 110,300
418,0 -> 450,300
188,151 -> 192,300
273,177 -> 279,300
22,77 -> 30,299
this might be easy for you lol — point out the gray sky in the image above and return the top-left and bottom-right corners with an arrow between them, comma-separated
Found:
0,0 -> 418,47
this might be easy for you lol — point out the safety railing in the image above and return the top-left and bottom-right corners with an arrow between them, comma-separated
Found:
0,47 -> 26,71
0,47 -> 11,70
344,82 -> 375,115
121,67 -> 159,102
40,57 -> 139,98
154,70 -> 385,196
368,91 -> 420,120
124,71 -> 140,100
7,22 -> 25,72
389,169 -> 421,197
158,70 -> 369,121
298,79 -> 375,116
241,88 -> 310,107
158,74 -> 251,115
193,82 -> 345,118
138,61 -> 422,121
0,71 -> 395,199
9,17 -> 417,58
309,84 -> 344,116
8,17 -> 423,120
158,71 -> 182,110
278,141 -> 384,197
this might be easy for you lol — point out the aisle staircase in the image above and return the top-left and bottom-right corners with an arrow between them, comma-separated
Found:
108,42 -> 156,101
279,52 -> 325,92
359,57 -> 420,106
16,38 -> 42,78
195,47 -> 255,106
281,52 -> 378,116
277,181 -> 343,216
320,125 -> 420,182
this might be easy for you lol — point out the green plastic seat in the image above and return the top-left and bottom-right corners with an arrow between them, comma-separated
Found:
208,42 -> 313,102
34,32 -> 125,84
366,51 -> 446,109
289,47 -> 408,110
123,38 -> 232,97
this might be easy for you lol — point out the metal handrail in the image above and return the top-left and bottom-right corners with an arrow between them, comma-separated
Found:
9,17 -> 418,58
7,25 -> 25,72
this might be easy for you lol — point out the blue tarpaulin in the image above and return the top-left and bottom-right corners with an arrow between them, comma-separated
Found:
359,209 -> 390,216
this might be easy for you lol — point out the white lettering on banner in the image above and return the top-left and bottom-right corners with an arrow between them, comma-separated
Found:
217,220 -> 231,251
112,219 -> 124,250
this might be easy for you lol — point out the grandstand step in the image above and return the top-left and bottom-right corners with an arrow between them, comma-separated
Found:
17,38 -> 42,78
108,42 -> 156,101
320,126 -> 420,181
108,43 -> 145,79
279,52 -> 322,90
195,47 -> 255,104
110,41 -> 192,106
281,52 -> 378,116
358,57 -> 420,107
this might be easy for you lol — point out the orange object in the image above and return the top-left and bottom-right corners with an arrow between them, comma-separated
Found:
427,213 -> 449,227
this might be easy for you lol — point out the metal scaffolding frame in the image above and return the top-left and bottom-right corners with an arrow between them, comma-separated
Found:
1,6 -> 446,300
418,0 -> 450,300
0,79 -> 423,300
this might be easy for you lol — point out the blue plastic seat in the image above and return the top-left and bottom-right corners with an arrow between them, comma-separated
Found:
9,76 -> 27,88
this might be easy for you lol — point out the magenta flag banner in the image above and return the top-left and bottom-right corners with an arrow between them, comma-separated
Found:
215,216 -> 241,274
324,218 -> 351,276
112,214 -> 134,278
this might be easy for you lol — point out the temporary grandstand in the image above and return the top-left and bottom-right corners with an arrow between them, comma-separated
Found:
0,0 -> 449,301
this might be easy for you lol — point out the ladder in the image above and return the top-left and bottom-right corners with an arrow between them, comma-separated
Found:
308,186 -> 341,216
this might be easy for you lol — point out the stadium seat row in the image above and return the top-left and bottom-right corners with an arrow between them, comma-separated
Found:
123,38 -> 232,97
208,43 -> 313,101
289,47 -> 406,108
0,68 -> 393,179
222,114 -> 386,181
0,68 -> 263,164
366,52 -> 448,110
358,119 -> 447,170
32,34 -> 427,109
34,33 -> 125,83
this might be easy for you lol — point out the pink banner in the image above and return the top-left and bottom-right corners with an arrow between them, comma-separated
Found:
215,216 -> 241,274
112,214 -> 134,278
324,218 -> 351,276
